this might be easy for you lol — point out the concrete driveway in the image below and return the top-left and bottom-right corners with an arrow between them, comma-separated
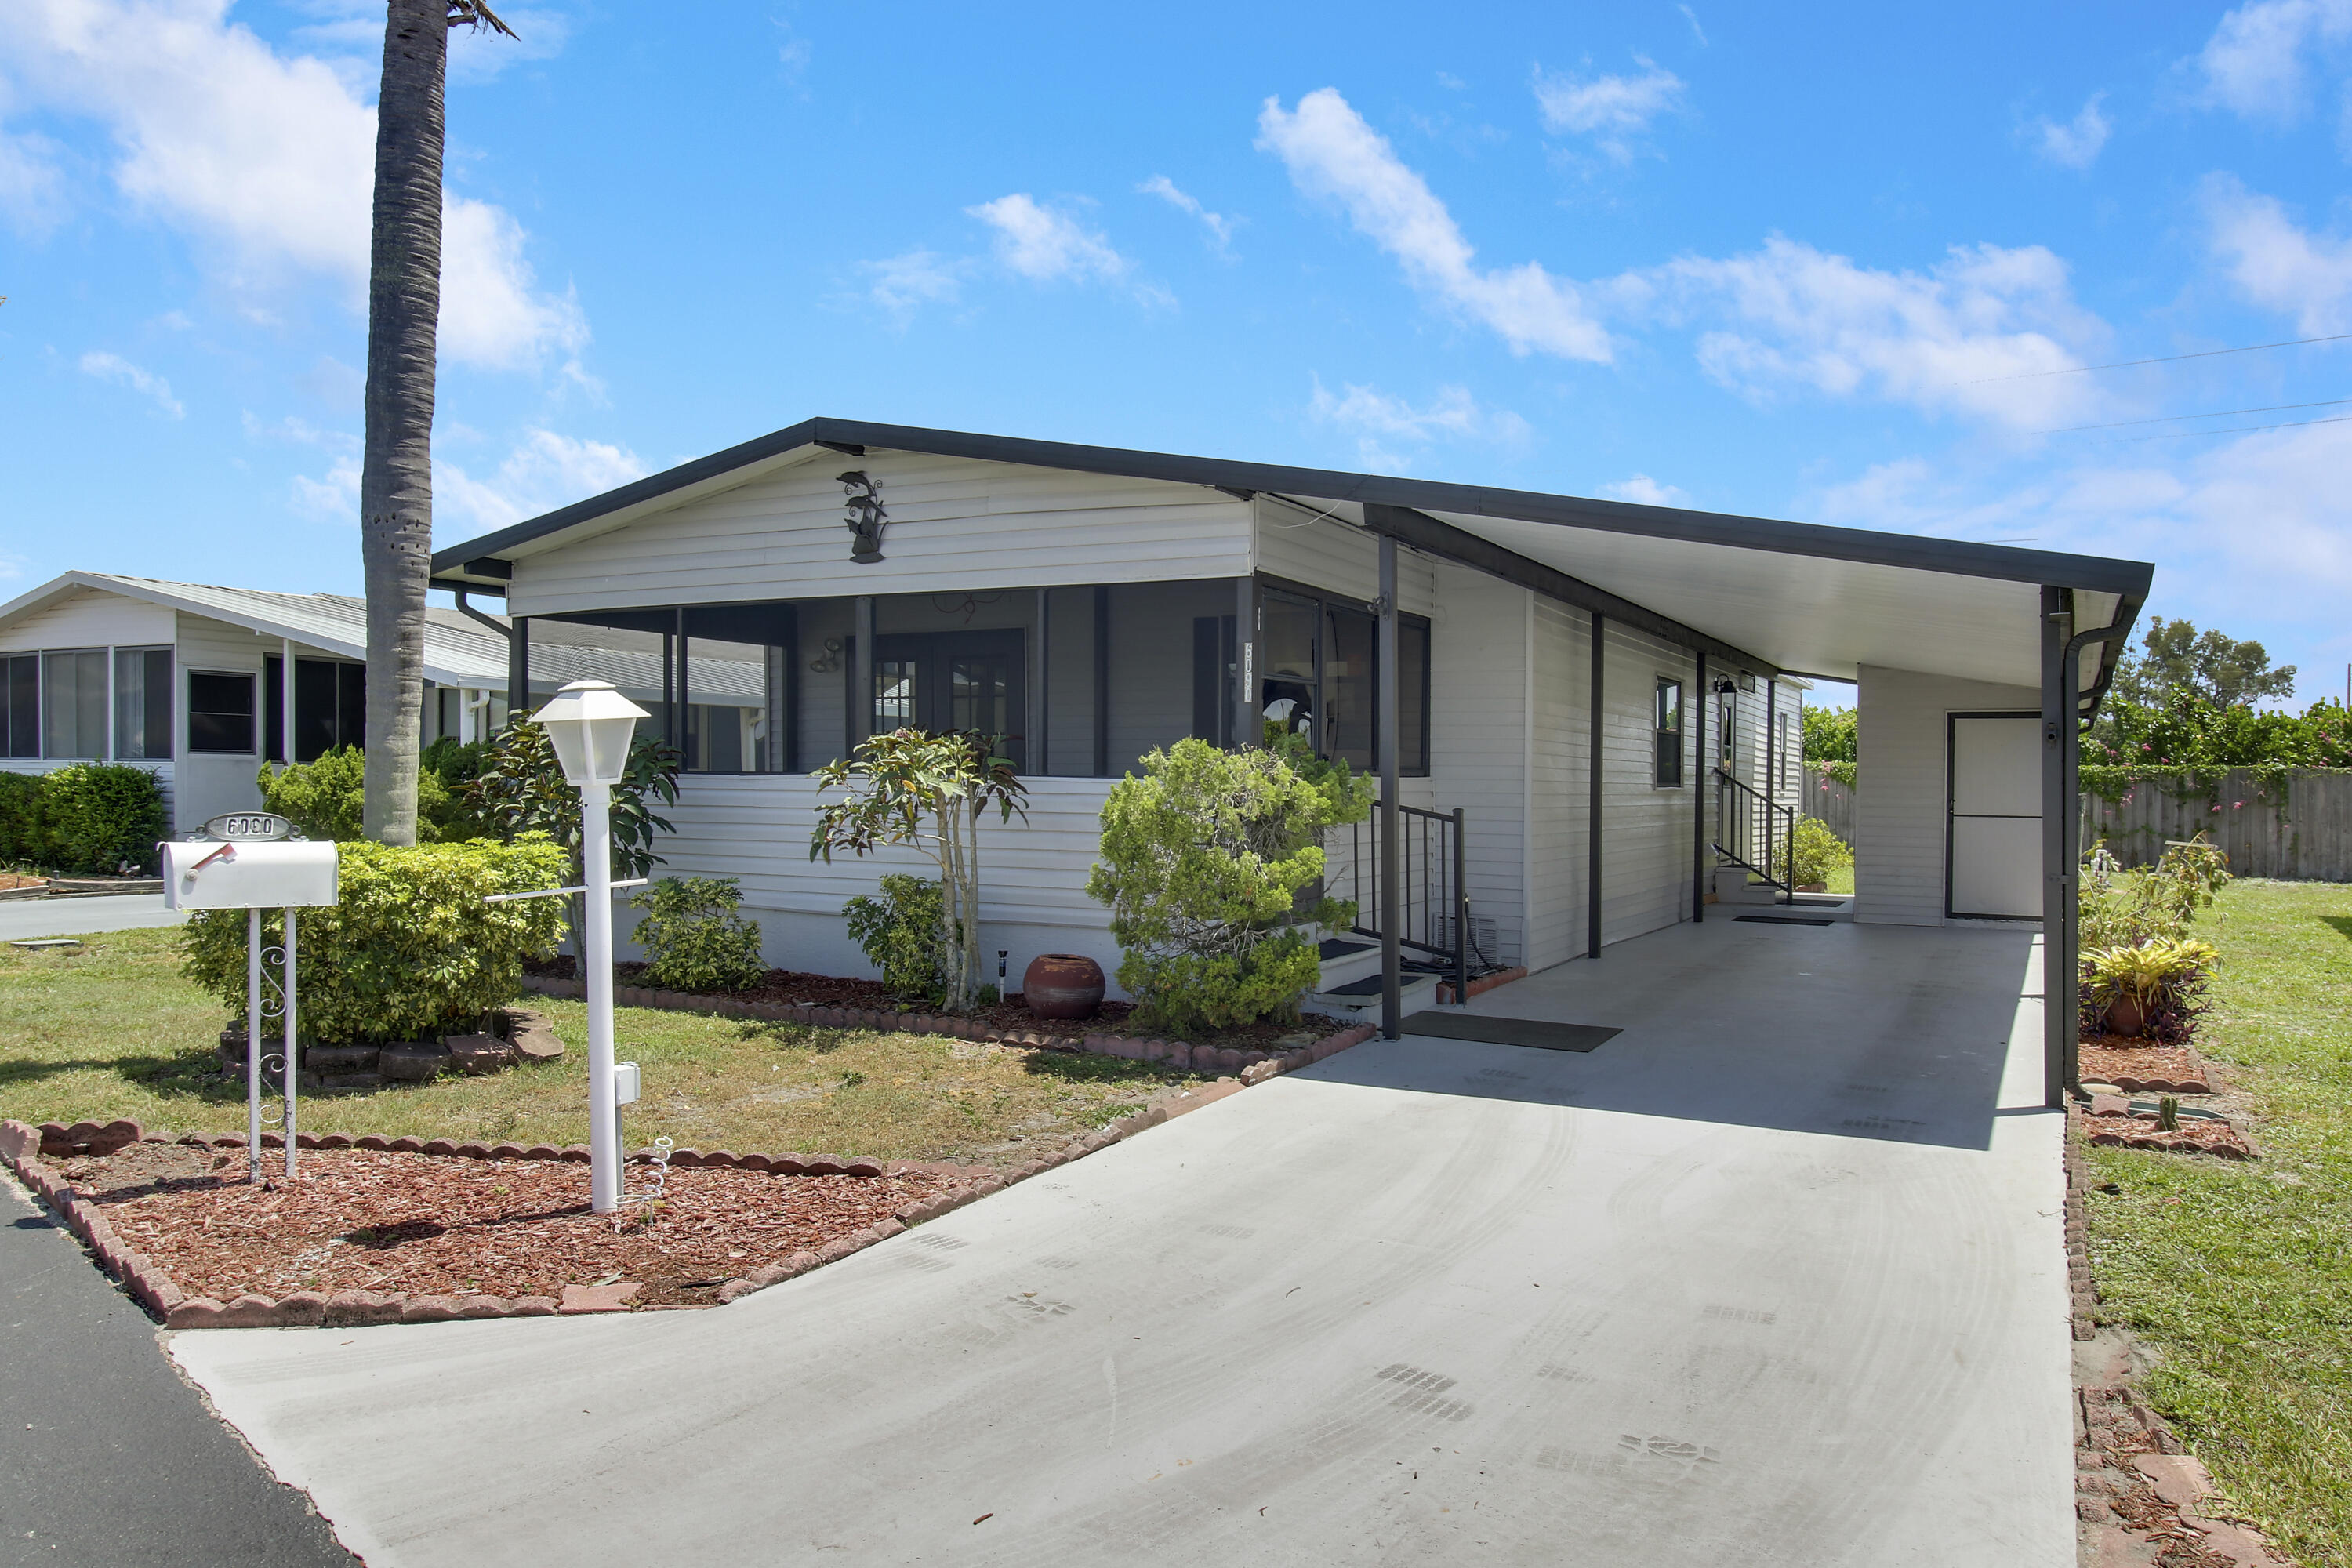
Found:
171,917 -> 2070,1566
0,893 -> 184,942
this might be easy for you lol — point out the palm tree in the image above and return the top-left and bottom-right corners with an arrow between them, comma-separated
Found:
360,0 -> 513,845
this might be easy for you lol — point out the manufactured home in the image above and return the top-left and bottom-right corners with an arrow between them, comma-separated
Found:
430,419 -> 2151,1098
0,574 -> 765,837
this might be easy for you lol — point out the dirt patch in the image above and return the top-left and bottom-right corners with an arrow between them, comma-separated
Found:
525,955 -> 1349,1053
2081,1036 -> 2215,1094
53,1143 -> 953,1308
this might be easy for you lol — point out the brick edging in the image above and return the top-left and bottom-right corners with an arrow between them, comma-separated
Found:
0,1022 -> 1378,1331
1436,967 -> 1526,1005
2066,1100 -> 2299,1565
517,973 -> 1347,1077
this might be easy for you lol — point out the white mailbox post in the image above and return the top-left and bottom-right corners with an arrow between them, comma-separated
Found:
162,815 -> 338,1182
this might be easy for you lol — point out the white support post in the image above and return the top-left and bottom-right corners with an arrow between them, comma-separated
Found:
583,782 -> 619,1212
283,909 -> 298,1179
246,907 -> 263,1184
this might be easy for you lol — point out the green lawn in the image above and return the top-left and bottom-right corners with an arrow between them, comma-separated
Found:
2082,878 -> 2352,1565
0,927 -> 1204,1165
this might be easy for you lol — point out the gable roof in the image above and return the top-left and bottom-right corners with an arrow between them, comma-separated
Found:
425,417 -> 2154,694
0,573 -> 513,686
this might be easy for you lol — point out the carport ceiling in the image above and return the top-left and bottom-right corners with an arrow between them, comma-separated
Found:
429,417 -> 2151,694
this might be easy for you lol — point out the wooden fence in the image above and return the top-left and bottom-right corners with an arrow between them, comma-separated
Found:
2085,768 -> 2352,882
1802,768 -> 2352,881
1803,775 -> 1857,845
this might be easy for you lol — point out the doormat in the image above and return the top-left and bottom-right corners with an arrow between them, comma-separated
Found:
1733,915 -> 1835,926
1397,1013 -> 1621,1052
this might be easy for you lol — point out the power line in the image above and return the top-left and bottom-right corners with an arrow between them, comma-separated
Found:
2105,412 -> 2352,443
2042,395 -> 2352,434
1973,331 -> 2352,383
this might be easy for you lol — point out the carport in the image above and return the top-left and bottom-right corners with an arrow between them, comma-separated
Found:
1286,478 -> 2153,1106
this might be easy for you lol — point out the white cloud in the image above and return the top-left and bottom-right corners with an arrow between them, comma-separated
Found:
1138,174 -> 1234,252
289,452 -> 359,521
1813,422 -> 2352,655
0,550 -> 28,583
1679,5 -> 1708,46
1257,88 -> 1612,362
438,194 -> 588,372
863,249 -> 964,323
2203,174 -> 2352,332
439,428 -> 648,535
967,194 -> 1131,283
2033,93 -> 2111,169
79,349 -> 183,417
1647,236 -> 2105,427
1602,474 -> 1690,506
2192,0 -> 2352,121
1531,58 -> 1686,160
1,0 -> 586,371
0,128 -> 68,232
1306,378 -> 1530,472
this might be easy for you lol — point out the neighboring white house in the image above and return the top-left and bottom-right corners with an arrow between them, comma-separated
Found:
427,418 -> 2152,1056
0,574 -> 780,838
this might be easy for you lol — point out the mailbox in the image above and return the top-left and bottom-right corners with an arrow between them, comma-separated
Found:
162,840 -> 340,911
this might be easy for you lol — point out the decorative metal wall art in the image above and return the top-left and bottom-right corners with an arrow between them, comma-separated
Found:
839,471 -> 887,563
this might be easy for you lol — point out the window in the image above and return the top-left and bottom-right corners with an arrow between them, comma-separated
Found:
113,647 -> 172,760
188,670 -> 259,753
42,649 -> 107,759
292,659 -> 365,761
1254,583 -> 1432,776
854,630 -> 1026,770
1654,677 -> 1683,787
2,655 -> 36,759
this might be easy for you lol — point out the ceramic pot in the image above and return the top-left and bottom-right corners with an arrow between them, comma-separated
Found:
1024,953 -> 1105,1020
2103,994 -> 2148,1039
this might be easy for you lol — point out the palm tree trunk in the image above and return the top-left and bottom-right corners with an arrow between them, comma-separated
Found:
360,0 -> 448,847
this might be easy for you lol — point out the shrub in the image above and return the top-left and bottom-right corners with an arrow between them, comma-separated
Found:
179,838 -> 568,1044
467,718 -> 680,880
420,735 -> 494,789
1087,737 -> 1369,1036
256,747 -> 485,843
1780,816 -> 1853,887
0,773 -> 42,866
2083,935 -> 2218,1044
37,764 -> 168,874
844,873 -> 949,1002
2079,836 -> 2230,949
630,876 -> 765,992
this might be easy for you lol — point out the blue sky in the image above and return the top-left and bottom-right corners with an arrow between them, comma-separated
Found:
7,1 -> 2352,704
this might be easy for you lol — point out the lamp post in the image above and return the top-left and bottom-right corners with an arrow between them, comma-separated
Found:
532,678 -> 648,1214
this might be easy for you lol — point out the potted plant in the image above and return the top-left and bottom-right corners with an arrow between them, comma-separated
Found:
2082,936 -> 2218,1039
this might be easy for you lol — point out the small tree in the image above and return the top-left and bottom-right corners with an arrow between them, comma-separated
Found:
811,728 -> 1027,1012
466,714 -> 681,947
1087,737 -> 1371,1036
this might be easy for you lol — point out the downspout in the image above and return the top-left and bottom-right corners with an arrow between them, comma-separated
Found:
451,586 -> 510,735
2056,614 -> 2134,1099
1377,535 -> 1402,1039
1692,651 -> 1708,922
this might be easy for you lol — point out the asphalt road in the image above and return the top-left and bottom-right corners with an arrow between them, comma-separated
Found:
0,894 -> 185,943
0,1172 -> 356,1568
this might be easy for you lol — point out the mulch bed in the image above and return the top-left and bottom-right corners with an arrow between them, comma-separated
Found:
2081,1109 -> 2255,1160
2080,1036 -> 2215,1094
524,955 -> 1348,1053
49,1141 -> 955,1308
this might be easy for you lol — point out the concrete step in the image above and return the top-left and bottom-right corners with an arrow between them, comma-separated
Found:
1316,936 -> 1381,991
1712,865 -> 1783,906
1308,971 -> 1439,1022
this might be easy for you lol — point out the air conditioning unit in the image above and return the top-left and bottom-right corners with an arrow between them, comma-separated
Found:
1434,914 -> 1501,963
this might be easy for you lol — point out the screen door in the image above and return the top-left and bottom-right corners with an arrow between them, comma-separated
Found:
1947,713 -> 2042,920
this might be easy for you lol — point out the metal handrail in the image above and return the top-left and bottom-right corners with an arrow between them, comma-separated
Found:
1336,800 -> 1475,1000
1712,767 -> 1795,898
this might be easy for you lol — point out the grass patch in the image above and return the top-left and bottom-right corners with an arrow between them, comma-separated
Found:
0,927 -> 1207,1165
2082,878 -> 2352,1563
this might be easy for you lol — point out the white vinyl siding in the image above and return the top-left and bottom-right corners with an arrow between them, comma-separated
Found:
1423,564 -> 1529,970
1525,597 -> 1590,971
1853,664 -> 2042,927
1250,500 -> 1438,615
0,589 -> 175,654
509,452 -> 1253,616
1600,622 -> 1699,944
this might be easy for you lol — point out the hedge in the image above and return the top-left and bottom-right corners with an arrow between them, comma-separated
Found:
0,764 -> 169,875
180,838 -> 569,1044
